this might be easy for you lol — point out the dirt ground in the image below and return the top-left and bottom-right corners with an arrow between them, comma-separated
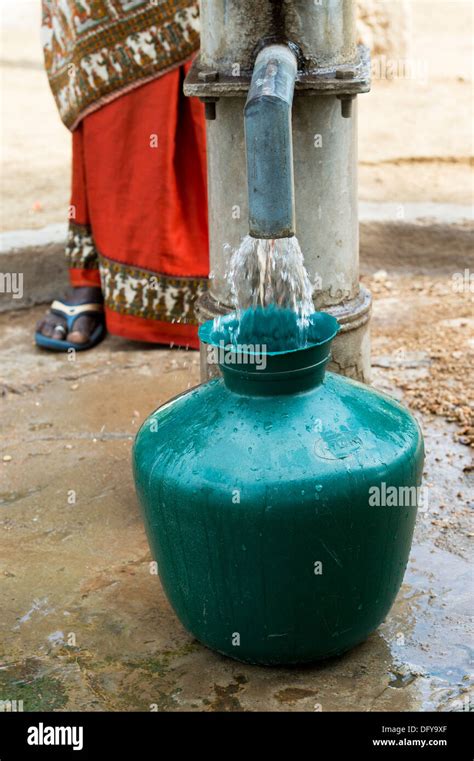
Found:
0,0 -> 472,232
0,272 -> 472,712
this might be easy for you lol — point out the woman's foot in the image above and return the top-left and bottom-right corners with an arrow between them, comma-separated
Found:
36,286 -> 104,345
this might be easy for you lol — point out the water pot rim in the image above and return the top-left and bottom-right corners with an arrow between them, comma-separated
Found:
198,309 -> 340,358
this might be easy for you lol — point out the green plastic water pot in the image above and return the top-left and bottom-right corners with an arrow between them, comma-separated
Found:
133,310 -> 424,665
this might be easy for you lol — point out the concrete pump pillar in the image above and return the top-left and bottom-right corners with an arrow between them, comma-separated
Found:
185,0 -> 372,382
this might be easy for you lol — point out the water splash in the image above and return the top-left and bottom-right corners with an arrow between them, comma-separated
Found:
219,235 -> 315,347
228,235 -> 314,313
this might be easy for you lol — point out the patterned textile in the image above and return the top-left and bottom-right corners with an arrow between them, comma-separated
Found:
66,221 -> 99,269
99,251 -> 206,325
41,0 -> 200,130
66,221 -> 206,325
67,65 -> 208,349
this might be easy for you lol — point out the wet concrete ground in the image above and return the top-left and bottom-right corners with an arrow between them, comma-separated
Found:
0,274 -> 472,712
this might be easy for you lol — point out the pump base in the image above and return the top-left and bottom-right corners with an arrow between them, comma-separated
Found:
195,285 -> 372,383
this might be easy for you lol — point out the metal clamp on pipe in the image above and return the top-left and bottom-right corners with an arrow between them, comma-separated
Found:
244,44 -> 297,239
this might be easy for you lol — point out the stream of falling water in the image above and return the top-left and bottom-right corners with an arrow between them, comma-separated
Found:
218,235 -> 315,348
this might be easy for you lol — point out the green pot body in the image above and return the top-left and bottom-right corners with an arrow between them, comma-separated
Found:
133,316 -> 424,665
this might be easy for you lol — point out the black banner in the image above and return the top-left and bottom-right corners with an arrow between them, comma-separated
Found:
0,710 -> 471,759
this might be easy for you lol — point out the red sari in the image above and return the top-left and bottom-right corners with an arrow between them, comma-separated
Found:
67,61 -> 208,349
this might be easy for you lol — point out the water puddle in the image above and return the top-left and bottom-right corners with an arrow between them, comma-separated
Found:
381,542 -> 473,710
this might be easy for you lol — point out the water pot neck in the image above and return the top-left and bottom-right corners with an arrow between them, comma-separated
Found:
219,351 -> 331,396
199,309 -> 340,396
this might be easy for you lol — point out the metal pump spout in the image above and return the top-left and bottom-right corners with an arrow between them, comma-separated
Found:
244,44 -> 297,239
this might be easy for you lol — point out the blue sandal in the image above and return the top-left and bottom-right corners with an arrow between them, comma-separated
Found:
35,299 -> 106,352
